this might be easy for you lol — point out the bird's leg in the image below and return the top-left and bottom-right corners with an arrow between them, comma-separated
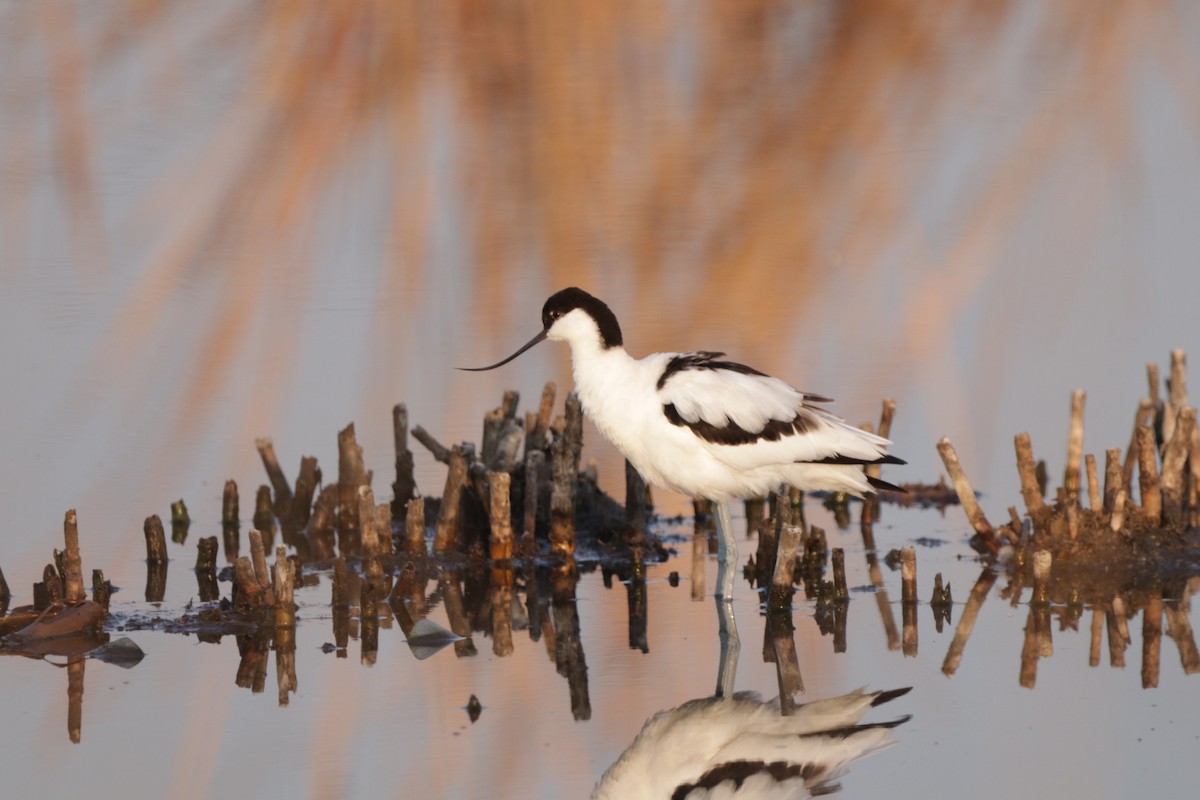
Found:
714,499 -> 737,601
714,594 -> 740,698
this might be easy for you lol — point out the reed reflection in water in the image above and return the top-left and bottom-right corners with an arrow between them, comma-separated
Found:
8,492 -> 1196,749
2,497 -> 1198,800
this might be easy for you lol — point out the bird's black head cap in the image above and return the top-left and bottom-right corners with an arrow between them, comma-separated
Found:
542,287 -> 623,349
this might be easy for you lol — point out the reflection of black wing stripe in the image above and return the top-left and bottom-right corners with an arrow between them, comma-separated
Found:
663,403 -> 817,446
804,716 -> 913,739
672,760 -> 822,798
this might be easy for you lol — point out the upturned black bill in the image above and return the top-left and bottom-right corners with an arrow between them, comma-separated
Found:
458,329 -> 548,371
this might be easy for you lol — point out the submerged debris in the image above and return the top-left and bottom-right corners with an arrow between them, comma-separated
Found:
466,693 -> 483,723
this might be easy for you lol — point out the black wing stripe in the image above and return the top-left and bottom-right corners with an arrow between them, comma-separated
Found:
656,351 -> 834,404
663,403 -> 817,446
656,352 -> 770,391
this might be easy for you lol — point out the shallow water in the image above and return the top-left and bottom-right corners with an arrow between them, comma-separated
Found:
4,3 -> 1200,797
4,501 -> 1197,799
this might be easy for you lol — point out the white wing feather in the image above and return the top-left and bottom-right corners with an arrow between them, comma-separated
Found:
656,359 -> 892,470
662,367 -> 802,433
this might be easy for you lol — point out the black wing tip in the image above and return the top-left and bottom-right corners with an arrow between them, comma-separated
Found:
807,454 -> 906,467
867,476 -> 907,493
874,714 -> 913,730
871,686 -> 913,706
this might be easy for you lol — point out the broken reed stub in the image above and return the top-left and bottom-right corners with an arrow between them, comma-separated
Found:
292,455 -> 320,526
900,550 -> 918,658
524,381 -> 556,457
404,497 -> 426,555
936,437 -> 997,550
255,436 -> 293,509
1160,407 -> 1195,527
488,471 -> 514,563
412,425 -> 452,464
392,403 -> 417,513
62,509 -> 86,603
195,536 -> 219,571
358,485 -> 379,556
900,547 -> 917,605
1162,349 -> 1189,445
744,497 -> 766,538
1135,425 -> 1162,523
33,564 -> 58,609
549,393 -> 584,558
521,449 -> 544,554
803,525 -> 827,569
876,397 -> 897,439
1109,487 -> 1128,532
1063,390 -> 1086,504
1123,399 -> 1155,487
769,487 -> 804,608
249,529 -> 276,603
374,502 -> 393,556
222,480 -> 239,524
92,569 -> 112,610
1014,433 -> 1046,516
434,444 -> 472,553
272,545 -> 297,626
1084,454 -> 1101,512
930,572 -> 952,607
482,390 -> 523,471
143,514 -> 168,565
1102,449 -> 1122,514
254,485 -> 274,532
337,422 -> 370,536
233,556 -> 265,610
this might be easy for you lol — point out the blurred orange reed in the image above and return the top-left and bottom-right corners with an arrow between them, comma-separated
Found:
1,0 -> 1195,423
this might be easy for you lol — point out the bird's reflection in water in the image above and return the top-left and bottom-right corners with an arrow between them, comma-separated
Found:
592,686 -> 910,799
593,596 -> 910,799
